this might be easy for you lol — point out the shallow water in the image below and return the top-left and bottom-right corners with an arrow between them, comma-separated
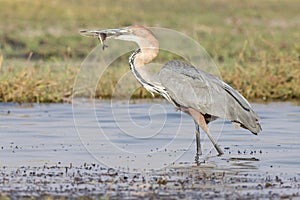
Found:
0,100 -> 299,198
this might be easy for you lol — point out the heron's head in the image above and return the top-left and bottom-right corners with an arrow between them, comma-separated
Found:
80,25 -> 159,51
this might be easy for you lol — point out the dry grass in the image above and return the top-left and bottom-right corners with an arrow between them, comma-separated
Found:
0,61 -> 78,103
0,0 -> 299,102
221,50 -> 300,101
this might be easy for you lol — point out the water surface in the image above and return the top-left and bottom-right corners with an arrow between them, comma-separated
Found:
0,101 -> 299,198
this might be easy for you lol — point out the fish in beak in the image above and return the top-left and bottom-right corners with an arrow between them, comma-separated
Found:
80,25 -> 159,53
80,27 -> 132,50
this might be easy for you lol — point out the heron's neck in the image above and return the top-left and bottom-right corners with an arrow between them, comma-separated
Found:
129,48 -> 174,103
129,49 -> 151,87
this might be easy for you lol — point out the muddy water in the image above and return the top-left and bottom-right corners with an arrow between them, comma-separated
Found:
0,101 -> 299,199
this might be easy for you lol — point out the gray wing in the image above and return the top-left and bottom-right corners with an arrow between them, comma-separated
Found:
159,60 -> 261,134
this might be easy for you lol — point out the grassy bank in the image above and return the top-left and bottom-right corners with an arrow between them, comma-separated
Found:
0,0 -> 299,102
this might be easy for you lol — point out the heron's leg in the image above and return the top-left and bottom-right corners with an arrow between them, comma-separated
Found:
194,121 -> 202,156
188,108 -> 224,156
198,114 -> 224,155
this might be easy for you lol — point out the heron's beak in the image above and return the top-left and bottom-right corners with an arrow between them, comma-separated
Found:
80,27 -> 131,50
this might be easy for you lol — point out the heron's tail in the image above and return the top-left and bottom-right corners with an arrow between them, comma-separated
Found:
231,109 -> 262,135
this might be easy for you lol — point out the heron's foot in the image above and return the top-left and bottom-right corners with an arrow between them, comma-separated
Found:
194,153 -> 205,166
217,152 -> 224,156
215,146 -> 224,156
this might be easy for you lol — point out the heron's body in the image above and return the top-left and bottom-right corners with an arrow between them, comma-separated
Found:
81,25 -> 262,156
159,60 -> 261,134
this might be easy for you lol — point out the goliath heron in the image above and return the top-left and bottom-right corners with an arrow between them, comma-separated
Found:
80,25 -> 262,156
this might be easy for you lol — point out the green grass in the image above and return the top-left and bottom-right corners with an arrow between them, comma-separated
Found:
0,0 -> 299,102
